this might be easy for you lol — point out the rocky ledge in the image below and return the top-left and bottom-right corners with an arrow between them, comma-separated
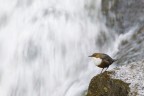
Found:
86,71 -> 130,96
86,60 -> 144,96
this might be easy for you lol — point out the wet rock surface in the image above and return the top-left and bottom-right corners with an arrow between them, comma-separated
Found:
112,60 -> 144,96
116,26 -> 144,65
86,60 -> 144,96
86,72 -> 130,96
102,0 -> 144,33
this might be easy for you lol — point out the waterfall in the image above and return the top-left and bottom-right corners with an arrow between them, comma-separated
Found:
0,0 -> 135,96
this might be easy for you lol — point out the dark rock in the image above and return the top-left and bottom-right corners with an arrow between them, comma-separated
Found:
102,0 -> 144,33
86,71 -> 130,96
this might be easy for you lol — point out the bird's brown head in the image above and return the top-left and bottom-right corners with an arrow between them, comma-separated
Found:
89,53 -> 101,58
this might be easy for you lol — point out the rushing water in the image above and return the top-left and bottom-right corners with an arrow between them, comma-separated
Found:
0,0 -> 138,96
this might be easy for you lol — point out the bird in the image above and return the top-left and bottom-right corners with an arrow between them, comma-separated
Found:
89,53 -> 117,73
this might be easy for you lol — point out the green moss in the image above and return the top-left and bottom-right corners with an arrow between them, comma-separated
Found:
103,87 -> 108,92
86,71 -> 130,96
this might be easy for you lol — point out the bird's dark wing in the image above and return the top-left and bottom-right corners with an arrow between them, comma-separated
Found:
103,60 -> 110,65
98,60 -> 110,68
102,54 -> 114,62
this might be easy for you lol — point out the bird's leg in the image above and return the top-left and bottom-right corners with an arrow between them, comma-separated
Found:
104,67 -> 109,72
101,68 -> 104,73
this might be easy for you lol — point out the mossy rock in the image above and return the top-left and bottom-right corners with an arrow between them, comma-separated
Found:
86,71 -> 130,96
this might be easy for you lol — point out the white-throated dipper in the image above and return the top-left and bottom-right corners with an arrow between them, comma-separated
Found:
89,53 -> 117,73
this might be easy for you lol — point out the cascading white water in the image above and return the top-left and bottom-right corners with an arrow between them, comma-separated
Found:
0,0 -> 134,96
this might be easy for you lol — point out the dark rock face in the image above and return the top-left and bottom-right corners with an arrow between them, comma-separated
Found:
86,72 -> 130,96
102,0 -> 144,33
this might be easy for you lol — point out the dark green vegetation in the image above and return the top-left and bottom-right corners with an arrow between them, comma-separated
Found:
86,72 -> 130,96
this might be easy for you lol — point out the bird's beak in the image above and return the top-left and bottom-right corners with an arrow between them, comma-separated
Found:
88,55 -> 92,57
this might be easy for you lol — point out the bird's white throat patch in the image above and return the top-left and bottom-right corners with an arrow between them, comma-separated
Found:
92,57 -> 102,66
